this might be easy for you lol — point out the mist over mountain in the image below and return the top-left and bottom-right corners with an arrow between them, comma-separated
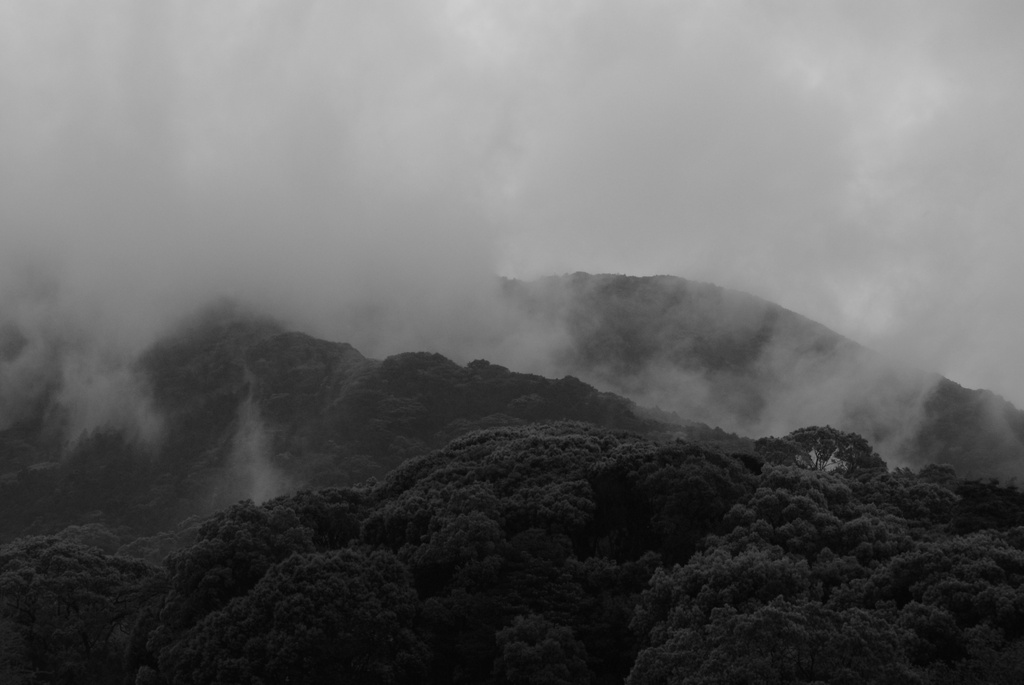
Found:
5,272 -> 1024,682
497,273 -> 1024,481
3,3 -> 1024,499
5,4 -> 1024,681
3,270 -> 1024,547
2,300 -> 731,542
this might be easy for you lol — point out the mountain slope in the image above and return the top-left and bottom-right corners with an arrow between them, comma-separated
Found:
499,273 -> 1024,479
0,308 -> 704,541
3,272 -> 1024,543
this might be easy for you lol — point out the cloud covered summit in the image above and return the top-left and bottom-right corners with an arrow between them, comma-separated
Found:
2,1 -> 1023,408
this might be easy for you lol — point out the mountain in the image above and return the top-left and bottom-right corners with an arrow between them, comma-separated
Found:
3,272 -> 1024,544
0,304 -> 734,542
497,273 -> 1024,480
8,422 -> 1024,684
6,275 -> 1024,682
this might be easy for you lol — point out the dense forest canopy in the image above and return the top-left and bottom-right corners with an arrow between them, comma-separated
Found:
3,422 -> 1024,683
0,307 -> 690,543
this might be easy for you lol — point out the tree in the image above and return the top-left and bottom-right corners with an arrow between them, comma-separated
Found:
0,618 -> 31,684
628,598 -> 913,684
0,536 -> 162,684
494,614 -> 591,685
156,549 -> 428,685
154,499 -> 316,637
756,426 -> 885,475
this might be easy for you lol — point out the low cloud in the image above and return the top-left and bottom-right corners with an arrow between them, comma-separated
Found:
227,395 -> 289,504
2,0 -> 1023,443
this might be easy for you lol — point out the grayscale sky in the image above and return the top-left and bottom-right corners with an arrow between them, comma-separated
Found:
2,1 -> 1023,405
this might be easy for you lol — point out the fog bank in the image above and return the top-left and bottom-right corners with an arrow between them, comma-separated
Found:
3,1 -> 1023,428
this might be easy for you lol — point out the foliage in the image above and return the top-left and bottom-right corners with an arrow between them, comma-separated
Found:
494,614 -> 591,684
0,316 -> 672,542
5,422 -> 1024,683
0,536 -> 162,684
156,549 -> 428,685
755,425 -> 886,474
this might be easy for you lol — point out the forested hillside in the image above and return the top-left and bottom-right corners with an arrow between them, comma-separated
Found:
0,307 -> 733,543
500,273 -> 1024,480
4,423 -> 1024,683
3,280 -> 1024,683
4,274 -> 1024,547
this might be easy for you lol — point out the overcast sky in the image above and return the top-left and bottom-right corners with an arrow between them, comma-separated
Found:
2,1 -> 1023,405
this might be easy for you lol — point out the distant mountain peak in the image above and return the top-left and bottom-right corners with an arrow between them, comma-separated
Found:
499,271 -> 1024,480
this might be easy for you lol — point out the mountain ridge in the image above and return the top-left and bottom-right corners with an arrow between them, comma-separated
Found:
0,308 -> 710,542
2,271 -> 1024,543
497,272 -> 1024,479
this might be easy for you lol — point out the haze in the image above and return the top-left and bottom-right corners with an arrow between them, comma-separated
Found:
2,1 -> 1023,411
